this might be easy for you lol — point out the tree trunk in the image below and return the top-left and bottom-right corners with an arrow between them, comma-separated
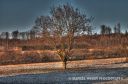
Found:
63,61 -> 67,69
57,49 -> 68,69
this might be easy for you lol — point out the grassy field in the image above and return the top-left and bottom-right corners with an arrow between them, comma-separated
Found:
0,47 -> 128,65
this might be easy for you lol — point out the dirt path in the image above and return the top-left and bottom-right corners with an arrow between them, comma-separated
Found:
0,57 -> 127,76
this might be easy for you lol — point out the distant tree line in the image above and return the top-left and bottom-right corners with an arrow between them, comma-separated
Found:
0,30 -> 37,40
100,23 -> 123,35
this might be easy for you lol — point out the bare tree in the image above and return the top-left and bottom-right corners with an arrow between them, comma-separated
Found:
35,16 -> 51,37
125,30 -> 128,35
34,3 -> 92,69
19,32 -> 27,40
29,30 -> 36,39
0,32 -> 10,50
100,25 -> 111,35
5,32 -> 9,50
12,30 -> 19,39
114,23 -> 121,34
101,25 -> 106,35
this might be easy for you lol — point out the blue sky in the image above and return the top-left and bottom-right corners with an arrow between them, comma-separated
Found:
0,0 -> 128,33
